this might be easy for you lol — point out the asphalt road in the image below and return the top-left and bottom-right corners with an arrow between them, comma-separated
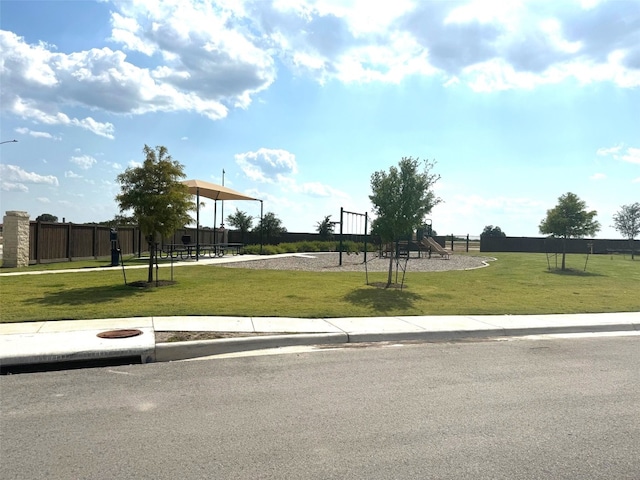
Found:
1,336 -> 639,479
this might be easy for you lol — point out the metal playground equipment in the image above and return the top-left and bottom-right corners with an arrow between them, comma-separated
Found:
338,207 -> 369,266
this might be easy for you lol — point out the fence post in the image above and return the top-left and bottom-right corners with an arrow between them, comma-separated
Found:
466,234 -> 469,252
67,222 -> 72,261
450,234 -> 454,251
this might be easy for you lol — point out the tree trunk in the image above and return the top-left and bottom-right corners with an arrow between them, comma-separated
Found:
386,242 -> 394,287
147,241 -> 154,283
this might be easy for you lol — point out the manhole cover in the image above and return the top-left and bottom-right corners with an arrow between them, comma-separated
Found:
97,329 -> 143,339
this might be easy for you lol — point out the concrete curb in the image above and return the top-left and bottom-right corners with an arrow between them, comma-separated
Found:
154,323 -> 640,362
155,332 -> 349,362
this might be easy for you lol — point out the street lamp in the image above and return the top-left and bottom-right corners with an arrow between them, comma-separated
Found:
0,139 -> 18,145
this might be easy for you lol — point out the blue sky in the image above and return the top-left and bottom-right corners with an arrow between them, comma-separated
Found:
1,0 -> 638,238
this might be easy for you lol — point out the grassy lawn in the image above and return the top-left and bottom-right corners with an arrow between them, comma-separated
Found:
0,253 -> 638,323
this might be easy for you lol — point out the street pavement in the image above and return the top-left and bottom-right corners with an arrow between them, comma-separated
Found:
1,254 -> 639,369
2,336 -> 640,479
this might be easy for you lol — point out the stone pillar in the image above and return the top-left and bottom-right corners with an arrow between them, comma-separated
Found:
3,211 -> 30,268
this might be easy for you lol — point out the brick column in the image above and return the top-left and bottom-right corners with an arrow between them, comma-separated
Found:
3,211 -> 30,268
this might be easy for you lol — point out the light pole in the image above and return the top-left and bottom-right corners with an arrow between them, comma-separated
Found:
1,139 -> 18,145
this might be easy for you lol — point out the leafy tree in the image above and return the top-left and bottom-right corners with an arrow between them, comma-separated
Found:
316,215 -> 334,241
116,145 -> 195,282
481,225 -> 506,237
369,157 -> 441,286
226,208 -> 253,243
613,202 -> 640,260
253,211 -> 286,244
35,213 -> 58,222
539,192 -> 600,270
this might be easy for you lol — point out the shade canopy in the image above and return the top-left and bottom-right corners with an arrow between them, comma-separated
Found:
182,179 -> 258,202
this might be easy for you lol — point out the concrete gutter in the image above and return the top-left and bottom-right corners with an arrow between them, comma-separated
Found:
155,332 -> 349,362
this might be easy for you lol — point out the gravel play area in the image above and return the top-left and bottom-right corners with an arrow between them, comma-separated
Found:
221,252 -> 494,272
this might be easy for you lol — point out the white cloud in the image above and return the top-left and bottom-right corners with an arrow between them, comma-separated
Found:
65,170 -> 82,178
1,0 -> 638,140
261,0 -> 640,89
590,172 -> 606,180
597,145 -> 623,156
36,197 -> 51,203
0,164 -> 59,186
1,182 -> 29,193
235,148 -> 298,183
597,144 -> 640,164
621,147 -> 640,165
14,127 -> 60,140
70,154 -> 97,170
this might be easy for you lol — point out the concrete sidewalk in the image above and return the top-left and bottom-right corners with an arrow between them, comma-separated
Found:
1,312 -> 638,368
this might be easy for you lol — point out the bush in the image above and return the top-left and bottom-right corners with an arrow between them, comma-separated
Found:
241,240 -> 377,255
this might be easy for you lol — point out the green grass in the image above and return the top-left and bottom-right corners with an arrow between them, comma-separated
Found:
0,253 -> 638,323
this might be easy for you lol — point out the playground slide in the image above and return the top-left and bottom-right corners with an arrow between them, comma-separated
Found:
421,237 -> 451,258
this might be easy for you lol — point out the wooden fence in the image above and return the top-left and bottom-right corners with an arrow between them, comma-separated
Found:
29,222 -> 142,264
480,235 -> 639,254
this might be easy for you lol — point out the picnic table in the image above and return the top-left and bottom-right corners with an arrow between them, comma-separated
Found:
159,243 -> 243,260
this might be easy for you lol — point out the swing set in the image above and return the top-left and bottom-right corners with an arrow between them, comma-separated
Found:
337,207 -> 370,266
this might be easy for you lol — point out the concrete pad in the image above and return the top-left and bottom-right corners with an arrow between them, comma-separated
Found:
0,327 -> 155,366
38,317 -> 153,333
153,316 -> 254,332
0,322 -> 45,334
397,315 -> 500,332
251,317 -> 342,333
326,316 -> 425,334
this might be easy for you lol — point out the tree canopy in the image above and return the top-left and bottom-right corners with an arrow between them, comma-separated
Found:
316,215 -> 334,241
481,225 -> 506,237
226,208 -> 254,243
254,211 -> 286,244
369,157 -> 441,286
539,192 -> 600,270
35,213 -> 58,222
116,145 -> 195,282
612,202 -> 640,259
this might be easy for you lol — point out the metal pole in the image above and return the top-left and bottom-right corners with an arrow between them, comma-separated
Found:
260,200 -> 264,254
364,212 -> 368,263
339,207 -> 344,266
196,188 -> 200,261
221,169 -> 225,228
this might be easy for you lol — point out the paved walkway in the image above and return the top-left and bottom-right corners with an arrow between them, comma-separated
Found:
1,255 -> 638,368
1,313 -> 638,368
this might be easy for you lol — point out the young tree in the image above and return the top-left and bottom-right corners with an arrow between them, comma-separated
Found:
316,215 -> 334,241
370,157 -> 441,286
116,145 -> 195,282
481,225 -> 506,237
35,213 -> 58,222
253,211 -> 286,244
539,192 -> 600,270
226,208 -> 253,244
613,202 -> 640,260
